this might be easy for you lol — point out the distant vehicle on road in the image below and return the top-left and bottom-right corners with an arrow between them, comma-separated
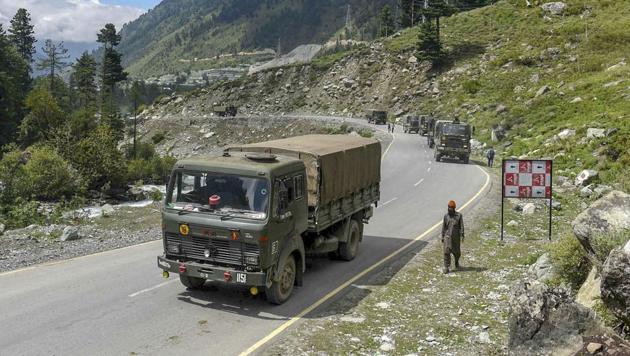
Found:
158,135 -> 381,304
419,115 -> 430,136
403,115 -> 420,134
427,117 -> 440,148
433,120 -> 472,163
213,105 -> 237,117
365,109 -> 387,125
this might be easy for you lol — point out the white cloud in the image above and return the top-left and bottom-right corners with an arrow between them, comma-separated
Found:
0,0 -> 145,42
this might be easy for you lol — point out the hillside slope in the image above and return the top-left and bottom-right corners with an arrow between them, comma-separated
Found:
140,0 -> 629,187
119,0 -> 394,77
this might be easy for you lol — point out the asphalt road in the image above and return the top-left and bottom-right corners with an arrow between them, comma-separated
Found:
0,122 -> 489,356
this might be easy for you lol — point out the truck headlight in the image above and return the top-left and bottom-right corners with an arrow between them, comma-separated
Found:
245,255 -> 259,266
167,243 -> 181,254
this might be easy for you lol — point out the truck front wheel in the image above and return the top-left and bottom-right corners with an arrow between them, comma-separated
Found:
339,220 -> 360,261
179,274 -> 205,289
267,255 -> 296,305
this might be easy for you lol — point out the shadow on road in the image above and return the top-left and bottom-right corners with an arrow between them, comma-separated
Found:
170,234 -> 430,321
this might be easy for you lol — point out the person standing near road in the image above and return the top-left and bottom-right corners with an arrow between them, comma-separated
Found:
441,200 -> 465,274
387,122 -> 391,133
486,147 -> 495,168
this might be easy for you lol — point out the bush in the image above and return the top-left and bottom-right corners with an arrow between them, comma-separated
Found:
547,234 -> 590,289
151,132 -> 166,144
0,145 -> 28,204
126,155 -> 176,184
124,141 -> 156,160
5,198 -> 44,229
463,80 -> 482,94
22,145 -> 77,200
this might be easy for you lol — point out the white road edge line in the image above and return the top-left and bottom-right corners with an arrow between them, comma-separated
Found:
239,164 -> 491,356
380,197 -> 398,206
128,279 -> 178,298
414,178 -> 424,187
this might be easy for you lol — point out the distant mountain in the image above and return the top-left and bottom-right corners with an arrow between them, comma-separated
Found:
118,0 -> 395,78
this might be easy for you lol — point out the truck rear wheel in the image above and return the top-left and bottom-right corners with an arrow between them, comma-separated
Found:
339,220 -> 360,261
266,255 -> 296,305
179,274 -> 205,289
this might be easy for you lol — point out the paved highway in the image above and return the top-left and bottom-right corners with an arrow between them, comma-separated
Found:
0,122 -> 489,356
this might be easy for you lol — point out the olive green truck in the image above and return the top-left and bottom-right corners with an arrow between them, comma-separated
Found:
157,135 -> 381,304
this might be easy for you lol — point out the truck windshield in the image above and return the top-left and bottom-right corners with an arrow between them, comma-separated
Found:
442,124 -> 470,136
166,171 -> 270,220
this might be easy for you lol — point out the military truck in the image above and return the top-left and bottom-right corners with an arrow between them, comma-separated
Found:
426,117 -> 439,147
213,105 -> 237,117
365,109 -> 387,125
157,135 -> 381,304
403,115 -> 420,134
433,121 -> 472,163
419,116 -> 429,136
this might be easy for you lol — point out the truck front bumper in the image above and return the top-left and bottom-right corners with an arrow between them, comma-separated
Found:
436,147 -> 470,155
157,255 -> 267,286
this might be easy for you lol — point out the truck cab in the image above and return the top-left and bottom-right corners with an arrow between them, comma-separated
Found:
366,109 -> 387,125
403,115 -> 420,134
433,121 -> 472,163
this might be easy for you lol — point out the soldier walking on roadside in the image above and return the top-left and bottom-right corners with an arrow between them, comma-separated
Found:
486,147 -> 495,168
442,200 -> 465,274
387,122 -> 391,133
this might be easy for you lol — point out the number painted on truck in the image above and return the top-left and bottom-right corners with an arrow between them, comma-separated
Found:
199,273 -> 210,279
236,273 -> 247,283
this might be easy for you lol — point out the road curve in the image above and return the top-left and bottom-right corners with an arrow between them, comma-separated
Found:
0,121 -> 488,356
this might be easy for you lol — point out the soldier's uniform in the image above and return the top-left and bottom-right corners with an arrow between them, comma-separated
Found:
442,207 -> 464,272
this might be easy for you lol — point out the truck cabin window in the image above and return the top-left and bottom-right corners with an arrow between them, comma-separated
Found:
167,171 -> 269,219
442,124 -> 470,136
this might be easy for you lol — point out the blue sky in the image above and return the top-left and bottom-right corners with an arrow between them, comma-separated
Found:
0,0 -> 156,42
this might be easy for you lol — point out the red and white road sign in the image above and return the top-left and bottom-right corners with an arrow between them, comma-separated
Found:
503,159 -> 552,198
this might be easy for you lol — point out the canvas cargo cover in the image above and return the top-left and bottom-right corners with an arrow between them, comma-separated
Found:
227,135 -> 381,206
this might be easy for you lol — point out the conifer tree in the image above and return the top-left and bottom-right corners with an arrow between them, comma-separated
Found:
379,5 -> 395,37
36,40 -> 69,93
72,52 -> 98,111
8,8 -> 36,66
0,24 -> 29,147
97,23 -> 128,139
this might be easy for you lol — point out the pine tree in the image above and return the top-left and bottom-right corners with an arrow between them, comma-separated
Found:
417,21 -> 441,62
97,23 -> 128,138
379,5 -> 395,37
8,8 -> 36,66
71,52 -> 98,111
36,40 -> 69,93
0,24 -> 29,147
399,0 -> 419,28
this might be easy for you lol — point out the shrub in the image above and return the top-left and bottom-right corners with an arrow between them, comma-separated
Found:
70,125 -> 126,190
124,141 -> 157,160
126,155 -> 176,184
547,234 -> 590,289
0,145 -> 28,204
22,145 -> 77,200
5,198 -> 44,229
462,80 -> 481,94
151,132 -> 166,144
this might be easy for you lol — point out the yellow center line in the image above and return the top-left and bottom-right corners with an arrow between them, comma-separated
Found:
240,163 -> 491,356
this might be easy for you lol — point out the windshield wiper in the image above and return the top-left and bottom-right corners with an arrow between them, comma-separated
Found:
177,206 -> 213,215
220,208 -> 255,221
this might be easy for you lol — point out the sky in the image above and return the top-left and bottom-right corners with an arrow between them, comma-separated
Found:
0,0 -> 161,43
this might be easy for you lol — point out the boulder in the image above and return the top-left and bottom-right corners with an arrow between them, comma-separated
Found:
127,186 -> 148,201
508,278 -> 603,354
576,267 -> 601,309
407,56 -> 418,64
580,186 -> 593,198
507,220 -> 519,227
586,128 -> 606,139
491,127 -> 506,142
600,241 -> 630,325
556,128 -> 575,140
528,253 -> 558,283
570,97 -> 583,103
535,85 -> 550,97
541,2 -> 567,16
101,204 -> 115,218
0,222 -> 5,236
593,185 -> 612,197
575,169 -> 598,186
495,104 -> 508,114
60,226 -> 80,242
522,203 -> 537,215
572,191 -> 630,257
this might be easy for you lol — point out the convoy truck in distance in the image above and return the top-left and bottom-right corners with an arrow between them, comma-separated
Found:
158,135 -> 381,304
419,116 -> 430,136
365,109 -> 388,125
433,120 -> 472,163
403,115 -> 420,134
213,105 -> 237,117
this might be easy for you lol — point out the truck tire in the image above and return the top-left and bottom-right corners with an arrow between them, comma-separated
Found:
179,274 -> 205,289
463,155 -> 470,164
434,151 -> 441,162
339,220 -> 360,261
266,254 -> 296,305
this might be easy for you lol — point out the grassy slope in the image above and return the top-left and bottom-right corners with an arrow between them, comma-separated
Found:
383,0 -> 629,189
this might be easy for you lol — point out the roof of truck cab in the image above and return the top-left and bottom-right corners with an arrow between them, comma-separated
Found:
227,134 -> 380,157
174,152 -> 302,172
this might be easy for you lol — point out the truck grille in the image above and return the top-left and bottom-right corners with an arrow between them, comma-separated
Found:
165,233 -> 259,268
447,138 -> 465,148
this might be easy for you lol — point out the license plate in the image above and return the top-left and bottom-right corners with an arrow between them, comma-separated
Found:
236,273 -> 247,284
199,273 -> 210,279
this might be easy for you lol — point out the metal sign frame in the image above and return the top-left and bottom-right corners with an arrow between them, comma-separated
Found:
501,159 -> 553,241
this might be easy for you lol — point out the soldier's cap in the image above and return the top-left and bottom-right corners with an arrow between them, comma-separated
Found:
448,200 -> 456,208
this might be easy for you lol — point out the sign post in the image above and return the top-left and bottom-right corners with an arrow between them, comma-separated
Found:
501,159 -> 553,241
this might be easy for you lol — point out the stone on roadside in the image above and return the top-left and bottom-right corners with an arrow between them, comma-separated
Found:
580,186 -> 593,198
572,191 -> 630,258
556,128 -> 575,140
127,186 -> 147,201
522,203 -> 536,215
575,169 -> 598,186
541,2 -> 567,16
507,220 -> 519,227
576,267 -> 601,309
570,97 -> 583,103
535,85 -> 550,97
586,342 -> 603,354
478,331 -> 491,344
408,56 -> 418,64
495,104 -> 508,114
586,128 -> 606,139
60,226 -> 80,242
528,253 -> 558,283
0,223 -> 5,236
600,240 -> 630,325
102,204 -> 115,217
